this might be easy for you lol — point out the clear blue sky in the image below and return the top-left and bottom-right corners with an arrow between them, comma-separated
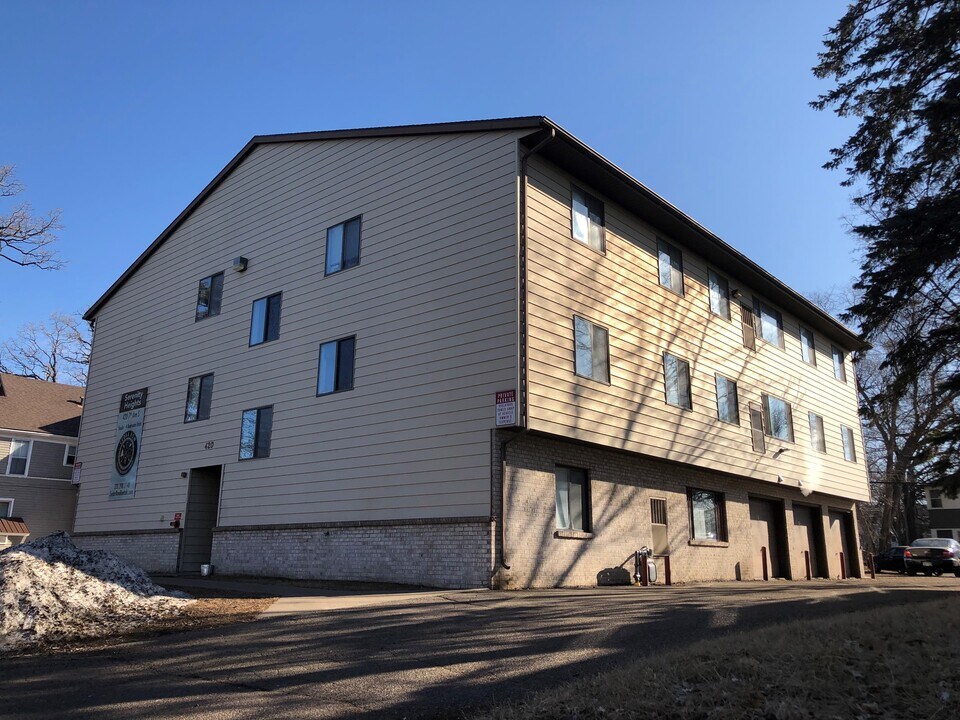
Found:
2,0 -> 858,341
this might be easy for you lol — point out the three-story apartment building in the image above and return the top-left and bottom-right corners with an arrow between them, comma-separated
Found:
73,118 -> 869,587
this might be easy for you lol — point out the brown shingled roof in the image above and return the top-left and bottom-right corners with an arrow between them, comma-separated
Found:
0,517 -> 30,536
0,374 -> 83,437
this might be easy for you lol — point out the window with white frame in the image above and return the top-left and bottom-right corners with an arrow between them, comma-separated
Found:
573,316 -> 610,383
929,488 -> 943,509
571,187 -> 604,251
63,444 -> 77,466
6,439 -> 29,476
0,499 -> 13,517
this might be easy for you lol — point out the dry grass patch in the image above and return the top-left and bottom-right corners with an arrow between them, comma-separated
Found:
475,598 -> 959,720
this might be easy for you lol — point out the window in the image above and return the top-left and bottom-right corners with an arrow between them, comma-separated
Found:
239,406 -> 273,460
748,403 -> 766,454
688,488 -> 727,541
0,499 -> 12,517
317,337 -> 356,395
249,293 -> 282,346
63,445 -> 77,467
832,345 -> 847,382
708,270 -> 730,319
800,327 -> 817,366
184,373 -> 215,423
650,498 -> 669,554
6,439 -> 29,476
658,239 -> 684,295
715,375 -> 739,424
573,316 -> 610,383
555,466 -> 589,532
808,412 -> 826,453
325,216 -> 362,275
754,299 -> 784,348
761,393 -> 794,442
930,488 -> 943,509
935,529 -> 954,539
841,425 -> 857,462
195,272 -> 224,321
571,186 -> 604,251
663,352 -> 692,410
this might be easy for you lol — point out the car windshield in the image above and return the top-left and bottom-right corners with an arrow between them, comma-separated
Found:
910,538 -> 954,548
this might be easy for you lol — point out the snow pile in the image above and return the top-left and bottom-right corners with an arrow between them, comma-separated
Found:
0,532 -> 193,649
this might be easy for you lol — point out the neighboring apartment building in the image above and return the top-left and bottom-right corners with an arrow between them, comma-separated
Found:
72,117 -> 869,587
926,487 -> 960,542
0,373 -> 82,547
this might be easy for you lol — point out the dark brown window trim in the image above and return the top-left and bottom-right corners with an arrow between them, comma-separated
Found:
662,351 -> 693,411
657,237 -> 685,297
714,373 -> 740,426
570,183 -> 606,255
707,267 -> 733,321
686,486 -> 729,543
572,316 -> 612,386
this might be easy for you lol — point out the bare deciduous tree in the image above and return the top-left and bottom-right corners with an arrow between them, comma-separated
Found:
0,312 -> 90,385
0,164 -> 62,269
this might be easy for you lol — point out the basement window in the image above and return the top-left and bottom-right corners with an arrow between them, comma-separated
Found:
688,488 -> 727,542
555,466 -> 590,532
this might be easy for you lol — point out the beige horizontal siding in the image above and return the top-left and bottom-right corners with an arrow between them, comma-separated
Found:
75,130 -> 525,532
525,156 -> 869,502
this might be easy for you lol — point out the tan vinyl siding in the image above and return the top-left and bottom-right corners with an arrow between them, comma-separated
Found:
75,130 -> 524,532
524,156 -> 869,502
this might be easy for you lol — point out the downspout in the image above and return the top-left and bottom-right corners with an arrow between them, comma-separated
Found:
496,127 -> 555,575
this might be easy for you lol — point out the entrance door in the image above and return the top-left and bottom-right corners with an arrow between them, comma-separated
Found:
793,504 -> 827,578
178,465 -> 222,573
749,497 -> 788,579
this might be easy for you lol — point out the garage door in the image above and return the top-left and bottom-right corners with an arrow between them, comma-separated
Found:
793,505 -> 825,579
749,497 -> 787,579
827,510 -> 858,578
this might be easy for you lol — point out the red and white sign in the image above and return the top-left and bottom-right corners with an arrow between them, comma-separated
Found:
71,462 -> 82,484
495,390 -> 517,427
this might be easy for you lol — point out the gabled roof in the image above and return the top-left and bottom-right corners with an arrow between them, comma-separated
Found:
0,373 -> 83,437
83,116 -> 863,349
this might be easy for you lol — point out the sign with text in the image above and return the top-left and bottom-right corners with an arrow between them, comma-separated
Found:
495,389 -> 517,427
109,388 -> 148,500
71,461 -> 82,485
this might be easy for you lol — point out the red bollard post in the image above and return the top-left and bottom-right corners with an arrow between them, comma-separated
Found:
804,550 -> 811,581
664,555 -> 672,586
761,546 -> 768,581
640,553 -> 649,586
869,554 -> 876,580
839,551 -> 847,580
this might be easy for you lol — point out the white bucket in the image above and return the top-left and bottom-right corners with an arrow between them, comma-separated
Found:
200,564 -> 214,577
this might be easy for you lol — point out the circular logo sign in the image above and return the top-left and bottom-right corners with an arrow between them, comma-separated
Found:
115,430 -> 139,476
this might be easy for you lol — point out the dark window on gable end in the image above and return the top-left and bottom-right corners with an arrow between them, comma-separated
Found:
658,239 -> 684,295
571,186 -> 604,252
250,293 -> 282,346
317,336 -> 356,395
195,272 -> 224,321
325,217 -> 362,275
239,406 -> 273,460
184,373 -> 215,423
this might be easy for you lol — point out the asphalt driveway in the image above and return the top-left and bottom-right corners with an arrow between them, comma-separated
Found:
2,577 -> 957,720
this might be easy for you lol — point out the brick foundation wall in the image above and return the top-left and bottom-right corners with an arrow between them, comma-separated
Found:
72,530 -> 181,574
495,432 -> 861,588
211,517 -> 493,589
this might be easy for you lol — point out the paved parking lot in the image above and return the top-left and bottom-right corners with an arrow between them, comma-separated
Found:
2,576 -> 958,720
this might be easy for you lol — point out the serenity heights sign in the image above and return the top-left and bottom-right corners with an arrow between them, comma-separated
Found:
108,388 -> 148,500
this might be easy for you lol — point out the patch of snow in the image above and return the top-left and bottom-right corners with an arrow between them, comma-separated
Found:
0,532 -> 193,650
